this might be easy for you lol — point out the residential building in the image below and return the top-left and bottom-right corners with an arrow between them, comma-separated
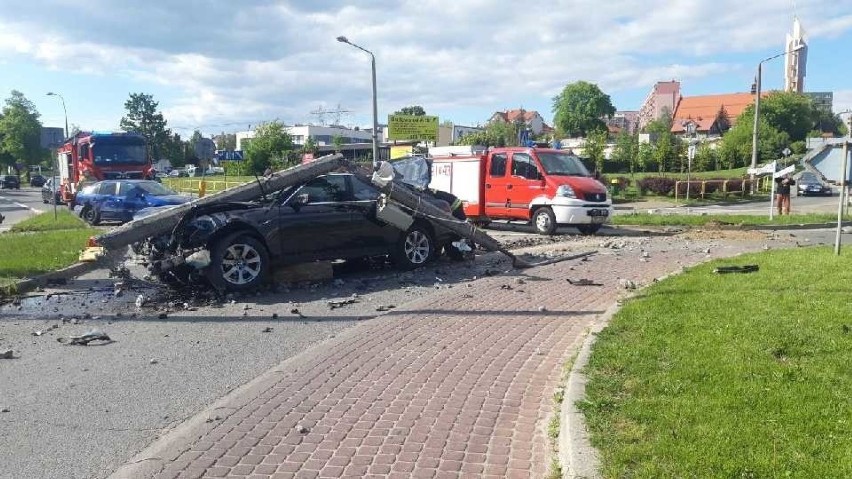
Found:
489,109 -> 551,136
784,17 -> 808,93
637,81 -> 681,131
805,91 -> 833,113
670,92 -> 758,137
606,111 -> 639,135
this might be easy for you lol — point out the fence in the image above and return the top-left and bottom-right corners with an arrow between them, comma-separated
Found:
163,178 -> 248,196
673,179 -> 758,202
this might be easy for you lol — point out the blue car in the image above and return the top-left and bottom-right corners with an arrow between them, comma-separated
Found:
75,180 -> 190,225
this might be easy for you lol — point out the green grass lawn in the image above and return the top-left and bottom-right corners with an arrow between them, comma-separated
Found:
0,212 -> 97,289
581,247 -> 852,478
612,212 -> 842,227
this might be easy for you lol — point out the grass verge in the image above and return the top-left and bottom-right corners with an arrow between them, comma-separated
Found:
1,213 -> 98,289
580,247 -> 852,478
611,212 -> 840,227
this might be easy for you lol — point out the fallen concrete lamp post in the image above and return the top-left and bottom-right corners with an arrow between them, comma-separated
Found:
95,154 -> 348,251
366,162 -> 596,269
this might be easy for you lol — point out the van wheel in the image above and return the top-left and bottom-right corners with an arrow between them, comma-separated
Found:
393,223 -> 435,270
206,233 -> 269,292
81,206 -> 100,226
577,224 -> 602,235
532,207 -> 556,235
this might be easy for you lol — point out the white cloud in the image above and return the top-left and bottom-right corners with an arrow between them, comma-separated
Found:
0,0 -> 850,133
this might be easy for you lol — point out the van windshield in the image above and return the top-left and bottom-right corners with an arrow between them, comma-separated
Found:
536,152 -> 591,177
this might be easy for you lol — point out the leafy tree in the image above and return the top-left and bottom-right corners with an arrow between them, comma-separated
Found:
395,105 -> 426,116
753,92 -> 815,143
653,132 -> 673,173
457,121 -> 517,147
0,90 -> 44,173
636,142 -> 654,173
214,132 -> 237,151
552,81 -> 615,137
611,132 -> 638,175
301,136 -> 318,155
583,130 -> 608,174
643,107 -> 673,135
715,106 -> 731,135
161,132 -> 186,167
332,134 -> 344,152
245,121 -> 294,174
693,142 -> 717,172
719,117 -> 789,169
119,93 -> 171,160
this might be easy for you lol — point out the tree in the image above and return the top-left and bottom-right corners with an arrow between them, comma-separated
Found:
245,121 -> 294,174
552,81 -> 616,138
161,132 -> 186,167
719,117 -> 789,169
395,105 -> 426,116
653,132 -> 673,173
611,132 -> 638,175
215,132 -> 237,151
332,134 -> 344,152
693,142 -> 718,172
457,121 -> 517,147
636,142 -> 654,173
119,93 -> 171,160
0,90 -> 44,173
301,136 -> 318,155
583,130 -> 608,174
715,106 -> 731,135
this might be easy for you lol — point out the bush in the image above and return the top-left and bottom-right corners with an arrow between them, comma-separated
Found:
601,175 -> 631,189
637,177 -> 676,196
675,181 -> 703,197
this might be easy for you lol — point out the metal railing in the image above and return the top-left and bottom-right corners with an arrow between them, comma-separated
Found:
673,179 -> 756,202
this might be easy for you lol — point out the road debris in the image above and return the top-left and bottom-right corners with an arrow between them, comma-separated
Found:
261,327 -> 273,333
713,265 -> 759,274
58,330 -> 112,346
290,308 -> 306,318
328,295 -> 359,310
1,349 -> 14,359
567,278 -> 603,286
135,294 -> 146,309
376,305 -> 396,312
618,279 -> 638,290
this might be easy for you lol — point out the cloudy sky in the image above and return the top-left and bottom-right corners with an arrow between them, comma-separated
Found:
1,0 -> 851,138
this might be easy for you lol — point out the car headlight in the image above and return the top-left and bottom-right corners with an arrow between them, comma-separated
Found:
556,184 -> 576,198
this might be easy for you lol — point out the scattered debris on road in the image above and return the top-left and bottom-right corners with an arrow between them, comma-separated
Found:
567,278 -> 603,286
1,349 -> 14,359
58,330 -> 112,346
328,295 -> 359,309
261,327 -> 273,333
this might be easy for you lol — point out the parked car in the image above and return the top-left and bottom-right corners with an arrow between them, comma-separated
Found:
75,179 -> 191,225
0,174 -> 20,189
797,172 -> 832,196
41,177 -> 64,204
137,173 -> 461,292
168,169 -> 189,177
29,174 -> 46,187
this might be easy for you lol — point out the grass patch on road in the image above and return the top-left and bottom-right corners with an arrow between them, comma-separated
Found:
1,212 -> 97,289
580,247 -> 852,478
10,209 -> 88,232
611,212 -> 839,227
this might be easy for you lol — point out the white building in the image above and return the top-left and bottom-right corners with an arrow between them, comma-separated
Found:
236,124 -> 375,151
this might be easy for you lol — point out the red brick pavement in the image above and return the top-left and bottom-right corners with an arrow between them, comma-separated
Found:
145,242 -> 759,479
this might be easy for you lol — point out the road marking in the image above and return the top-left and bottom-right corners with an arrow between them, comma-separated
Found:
0,194 -> 44,214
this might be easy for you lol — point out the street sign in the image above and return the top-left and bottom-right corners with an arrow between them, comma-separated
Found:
773,165 -> 795,178
387,114 -> 439,141
687,144 -> 696,161
195,138 -> 216,160
215,150 -> 244,161
747,160 -> 777,175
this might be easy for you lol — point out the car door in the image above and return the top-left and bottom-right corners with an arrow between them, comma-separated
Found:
90,182 -> 117,218
506,152 -> 545,220
277,175 -> 355,261
346,174 -> 399,250
483,152 -> 510,218
99,182 -> 130,220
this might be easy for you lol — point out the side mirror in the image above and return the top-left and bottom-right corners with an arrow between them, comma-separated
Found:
290,193 -> 309,210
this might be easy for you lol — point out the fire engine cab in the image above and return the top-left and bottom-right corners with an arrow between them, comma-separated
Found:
428,146 -> 612,235
56,132 -> 153,205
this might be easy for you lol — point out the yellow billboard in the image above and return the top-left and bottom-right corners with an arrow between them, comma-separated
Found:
387,114 -> 439,141
390,145 -> 414,159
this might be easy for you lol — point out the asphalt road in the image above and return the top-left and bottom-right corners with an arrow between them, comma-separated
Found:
0,186 -> 48,231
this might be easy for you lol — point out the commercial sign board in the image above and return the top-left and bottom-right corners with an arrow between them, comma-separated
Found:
387,114 -> 439,141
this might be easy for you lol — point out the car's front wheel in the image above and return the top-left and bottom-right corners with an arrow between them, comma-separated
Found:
392,223 -> 435,270
532,207 -> 557,235
81,206 -> 100,225
206,233 -> 270,292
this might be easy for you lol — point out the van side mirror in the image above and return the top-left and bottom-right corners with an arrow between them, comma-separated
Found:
291,193 -> 309,210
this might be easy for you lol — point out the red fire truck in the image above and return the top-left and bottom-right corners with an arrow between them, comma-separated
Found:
56,132 -> 154,205
428,146 -> 612,235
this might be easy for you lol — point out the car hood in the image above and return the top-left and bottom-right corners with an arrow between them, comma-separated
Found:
147,195 -> 192,206
548,176 -> 608,195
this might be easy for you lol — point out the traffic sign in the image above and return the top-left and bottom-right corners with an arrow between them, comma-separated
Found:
214,150 -> 244,161
773,165 -> 795,179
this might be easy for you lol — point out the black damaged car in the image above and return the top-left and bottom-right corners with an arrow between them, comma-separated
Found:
138,172 -> 462,292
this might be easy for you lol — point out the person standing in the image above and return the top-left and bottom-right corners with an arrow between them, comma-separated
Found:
775,173 -> 795,215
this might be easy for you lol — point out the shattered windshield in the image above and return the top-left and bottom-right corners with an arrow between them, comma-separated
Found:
536,152 -> 591,176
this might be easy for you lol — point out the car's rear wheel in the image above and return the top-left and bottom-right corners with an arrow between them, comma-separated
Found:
81,206 -> 100,226
392,223 -> 435,270
206,233 -> 269,292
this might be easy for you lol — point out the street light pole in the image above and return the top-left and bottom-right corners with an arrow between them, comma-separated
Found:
337,36 -> 379,170
749,44 -> 804,194
46,92 -> 68,220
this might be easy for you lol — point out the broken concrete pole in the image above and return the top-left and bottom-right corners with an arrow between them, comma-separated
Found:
95,154 -> 347,251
